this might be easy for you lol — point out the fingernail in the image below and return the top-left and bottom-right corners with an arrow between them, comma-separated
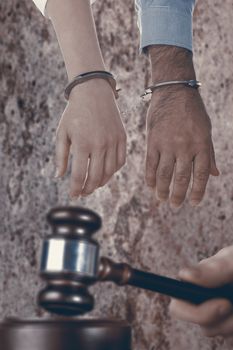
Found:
179,267 -> 197,279
217,301 -> 232,318
157,198 -> 167,204
54,168 -> 60,178
170,202 -> 181,209
156,194 -> 168,203
190,200 -> 199,207
179,267 -> 190,276
81,191 -> 93,197
70,194 -> 79,200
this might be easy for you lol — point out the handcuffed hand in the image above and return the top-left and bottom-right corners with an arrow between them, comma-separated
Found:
146,86 -> 219,207
170,246 -> 233,338
55,79 -> 126,198
145,45 -> 219,207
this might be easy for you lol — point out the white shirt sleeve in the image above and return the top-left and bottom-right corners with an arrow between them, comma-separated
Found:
32,0 -> 96,17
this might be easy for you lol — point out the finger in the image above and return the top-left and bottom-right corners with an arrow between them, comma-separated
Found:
179,250 -> 233,288
99,147 -> 117,187
55,130 -> 70,177
210,142 -> 220,176
156,155 -> 175,201
170,157 -> 192,207
170,298 -> 232,327
116,139 -> 126,171
82,150 -> 105,195
203,312 -> 233,337
215,245 -> 233,260
145,148 -> 160,188
70,150 -> 89,198
189,151 -> 210,206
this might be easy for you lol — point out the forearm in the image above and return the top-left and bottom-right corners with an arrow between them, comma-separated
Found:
148,45 -> 196,83
47,0 -> 105,81
136,0 -> 197,84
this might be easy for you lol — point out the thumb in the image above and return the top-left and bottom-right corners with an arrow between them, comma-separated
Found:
179,253 -> 232,289
55,130 -> 70,178
178,265 -> 205,285
210,142 -> 220,176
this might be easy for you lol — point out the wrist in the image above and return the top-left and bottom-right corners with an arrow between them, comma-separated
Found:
68,78 -> 115,101
66,63 -> 107,82
148,45 -> 196,83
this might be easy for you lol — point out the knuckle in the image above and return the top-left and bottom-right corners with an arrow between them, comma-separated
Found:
191,189 -> 204,200
158,166 -> 172,181
95,140 -> 107,151
195,170 -> 209,182
175,172 -> 190,185
197,133 -> 212,145
146,163 -> 156,176
72,173 -> 85,184
157,190 -> 169,200
146,173 -> 156,186
146,151 -> 157,165
146,161 -> 156,174
174,136 -> 189,147
96,144 -> 107,152
198,302 -> 226,327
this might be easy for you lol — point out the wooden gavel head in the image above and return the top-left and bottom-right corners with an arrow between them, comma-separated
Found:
0,207 -> 132,350
38,206 -> 102,317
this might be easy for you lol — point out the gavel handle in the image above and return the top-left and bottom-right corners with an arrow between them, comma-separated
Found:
98,257 -> 233,305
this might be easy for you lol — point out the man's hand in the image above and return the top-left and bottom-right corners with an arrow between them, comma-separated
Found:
170,246 -> 233,338
145,46 -> 219,207
55,79 -> 126,198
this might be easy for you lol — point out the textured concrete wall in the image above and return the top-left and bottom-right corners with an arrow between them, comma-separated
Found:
1,0 -> 233,349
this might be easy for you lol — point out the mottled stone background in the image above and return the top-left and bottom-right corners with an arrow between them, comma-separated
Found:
1,0 -> 233,349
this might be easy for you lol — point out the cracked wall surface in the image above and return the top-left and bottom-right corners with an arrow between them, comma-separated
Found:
1,0 -> 233,349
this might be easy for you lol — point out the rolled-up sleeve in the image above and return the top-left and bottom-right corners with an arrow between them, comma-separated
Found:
32,0 -> 97,17
135,0 -> 196,54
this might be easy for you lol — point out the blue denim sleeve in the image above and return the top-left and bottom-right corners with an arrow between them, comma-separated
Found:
135,0 -> 196,54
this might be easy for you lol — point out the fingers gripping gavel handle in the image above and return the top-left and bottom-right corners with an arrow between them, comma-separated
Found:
98,257 -> 233,305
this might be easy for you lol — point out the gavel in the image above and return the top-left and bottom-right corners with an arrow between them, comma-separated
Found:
38,206 -> 233,316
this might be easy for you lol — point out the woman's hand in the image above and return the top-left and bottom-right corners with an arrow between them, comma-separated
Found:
169,246 -> 233,338
46,0 -> 126,198
55,79 -> 126,198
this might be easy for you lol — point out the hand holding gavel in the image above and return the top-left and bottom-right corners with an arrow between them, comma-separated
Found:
38,207 -> 233,317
